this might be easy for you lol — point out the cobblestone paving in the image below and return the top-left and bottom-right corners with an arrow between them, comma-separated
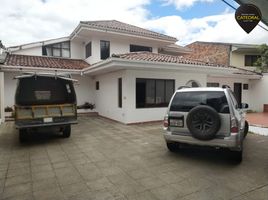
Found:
0,116 -> 267,200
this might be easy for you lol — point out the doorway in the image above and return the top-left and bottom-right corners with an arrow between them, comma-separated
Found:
234,83 -> 242,106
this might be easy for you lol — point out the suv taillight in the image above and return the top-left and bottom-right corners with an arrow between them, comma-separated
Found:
163,115 -> 169,128
231,117 -> 238,133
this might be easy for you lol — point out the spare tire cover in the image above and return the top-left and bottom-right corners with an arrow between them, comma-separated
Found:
186,105 -> 221,140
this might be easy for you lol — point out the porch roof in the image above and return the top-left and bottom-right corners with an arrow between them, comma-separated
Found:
112,52 -> 227,68
0,54 -> 90,72
83,52 -> 261,79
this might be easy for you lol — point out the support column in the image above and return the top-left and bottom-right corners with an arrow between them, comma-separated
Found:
0,72 -> 4,124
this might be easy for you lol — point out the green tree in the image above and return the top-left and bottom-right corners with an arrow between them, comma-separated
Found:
254,44 -> 268,72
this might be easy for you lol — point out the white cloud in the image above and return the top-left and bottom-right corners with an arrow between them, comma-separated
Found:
144,13 -> 268,45
0,0 -> 267,47
0,0 -> 150,46
161,0 -> 213,10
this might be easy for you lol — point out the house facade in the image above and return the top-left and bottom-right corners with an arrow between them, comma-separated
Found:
0,20 -> 265,124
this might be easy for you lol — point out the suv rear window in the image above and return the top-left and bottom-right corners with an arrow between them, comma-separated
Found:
15,76 -> 76,106
170,91 -> 229,113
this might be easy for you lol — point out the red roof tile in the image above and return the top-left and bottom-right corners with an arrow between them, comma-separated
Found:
4,54 -> 90,70
80,20 -> 177,42
113,52 -> 227,67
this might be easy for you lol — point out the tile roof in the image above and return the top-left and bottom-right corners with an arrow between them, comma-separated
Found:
80,20 -> 177,42
3,54 -> 90,70
112,52 -> 227,67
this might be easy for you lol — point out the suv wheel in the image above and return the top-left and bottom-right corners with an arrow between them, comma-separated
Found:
244,120 -> 249,138
166,142 -> 179,152
19,129 -> 28,143
62,125 -> 71,138
186,105 -> 221,140
231,150 -> 243,163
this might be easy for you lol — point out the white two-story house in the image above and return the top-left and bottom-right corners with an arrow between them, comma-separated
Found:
0,20 -> 265,124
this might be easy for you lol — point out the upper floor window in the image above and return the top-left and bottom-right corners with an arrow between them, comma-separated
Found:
85,42 -> 92,58
244,55 -> 260,66
100,40 -> 110,60
130,44 -> 152,52
42,41 -> 70,58
207,82 -> 220,87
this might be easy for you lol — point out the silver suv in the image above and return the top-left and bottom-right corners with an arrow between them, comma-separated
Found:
163,87 -> 249,162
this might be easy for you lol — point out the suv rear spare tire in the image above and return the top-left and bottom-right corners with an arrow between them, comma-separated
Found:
186,105 -> 221,140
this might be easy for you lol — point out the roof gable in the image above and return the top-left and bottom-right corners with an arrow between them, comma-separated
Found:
80,20 -> 177,42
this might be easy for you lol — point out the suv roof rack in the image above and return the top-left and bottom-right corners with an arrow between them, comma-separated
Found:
222,85 -> 230,89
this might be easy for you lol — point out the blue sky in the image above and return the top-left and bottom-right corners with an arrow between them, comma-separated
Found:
0,0 -> 267,46
147,0 -> 233,19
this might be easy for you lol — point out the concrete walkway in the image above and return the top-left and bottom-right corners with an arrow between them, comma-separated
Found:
0,116 -> 268,200
246,112 -> 268,128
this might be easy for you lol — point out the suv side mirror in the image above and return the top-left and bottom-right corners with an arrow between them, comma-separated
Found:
240,103 -> 248,109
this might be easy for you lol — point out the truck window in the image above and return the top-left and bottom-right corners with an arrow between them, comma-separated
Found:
15,76 -> 76,106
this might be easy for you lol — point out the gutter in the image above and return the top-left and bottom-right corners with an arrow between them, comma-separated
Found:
0,65 -> 82,74
82,57 -> 239,75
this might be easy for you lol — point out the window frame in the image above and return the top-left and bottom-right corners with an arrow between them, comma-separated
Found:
96,81 -> 99,90
118,78 -> 122,108
100,40 -> 110,60
207,82 -> 220,87
130,44 -> 152,52
85,42 -> 92,58
243,83 -> 249,90
136,78 -> 175,108
42,41 -> 71,58
244,55 -> 260,66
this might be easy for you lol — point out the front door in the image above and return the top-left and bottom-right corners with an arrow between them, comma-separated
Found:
234,83 -> 242,106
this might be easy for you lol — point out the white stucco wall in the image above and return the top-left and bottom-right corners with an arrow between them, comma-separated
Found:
124,69 -> 207,124
12,47 -> 42,56
72,74 -> 95,106
207,76 -> 250,106
86,36 -> 158,64
4,72 -> 19,108
70,41 -> 85,59
94,70 -> 127,123
249,74 -> 268,112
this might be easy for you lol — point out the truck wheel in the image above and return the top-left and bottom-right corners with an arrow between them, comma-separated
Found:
19,129 -> 28,143
62,125 -> 71,138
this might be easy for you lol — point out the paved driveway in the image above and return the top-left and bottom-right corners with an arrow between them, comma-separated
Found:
0,116 -> 268,200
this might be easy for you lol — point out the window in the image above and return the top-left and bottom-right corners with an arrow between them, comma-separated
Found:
207,82 -> 220,87
136,78 -> 175,108
130,44 -> 152,52
42,41 -> 70,58
118,78 -> 122,108
243,84 -> 249,90
170,91 -> 229,113
96,81 -> 99,90
85,42 -> 92,58
100,40 -> 110,60
244,55 -> 260,66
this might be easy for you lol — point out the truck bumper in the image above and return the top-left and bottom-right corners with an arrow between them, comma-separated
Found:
15,117 -> 77,129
